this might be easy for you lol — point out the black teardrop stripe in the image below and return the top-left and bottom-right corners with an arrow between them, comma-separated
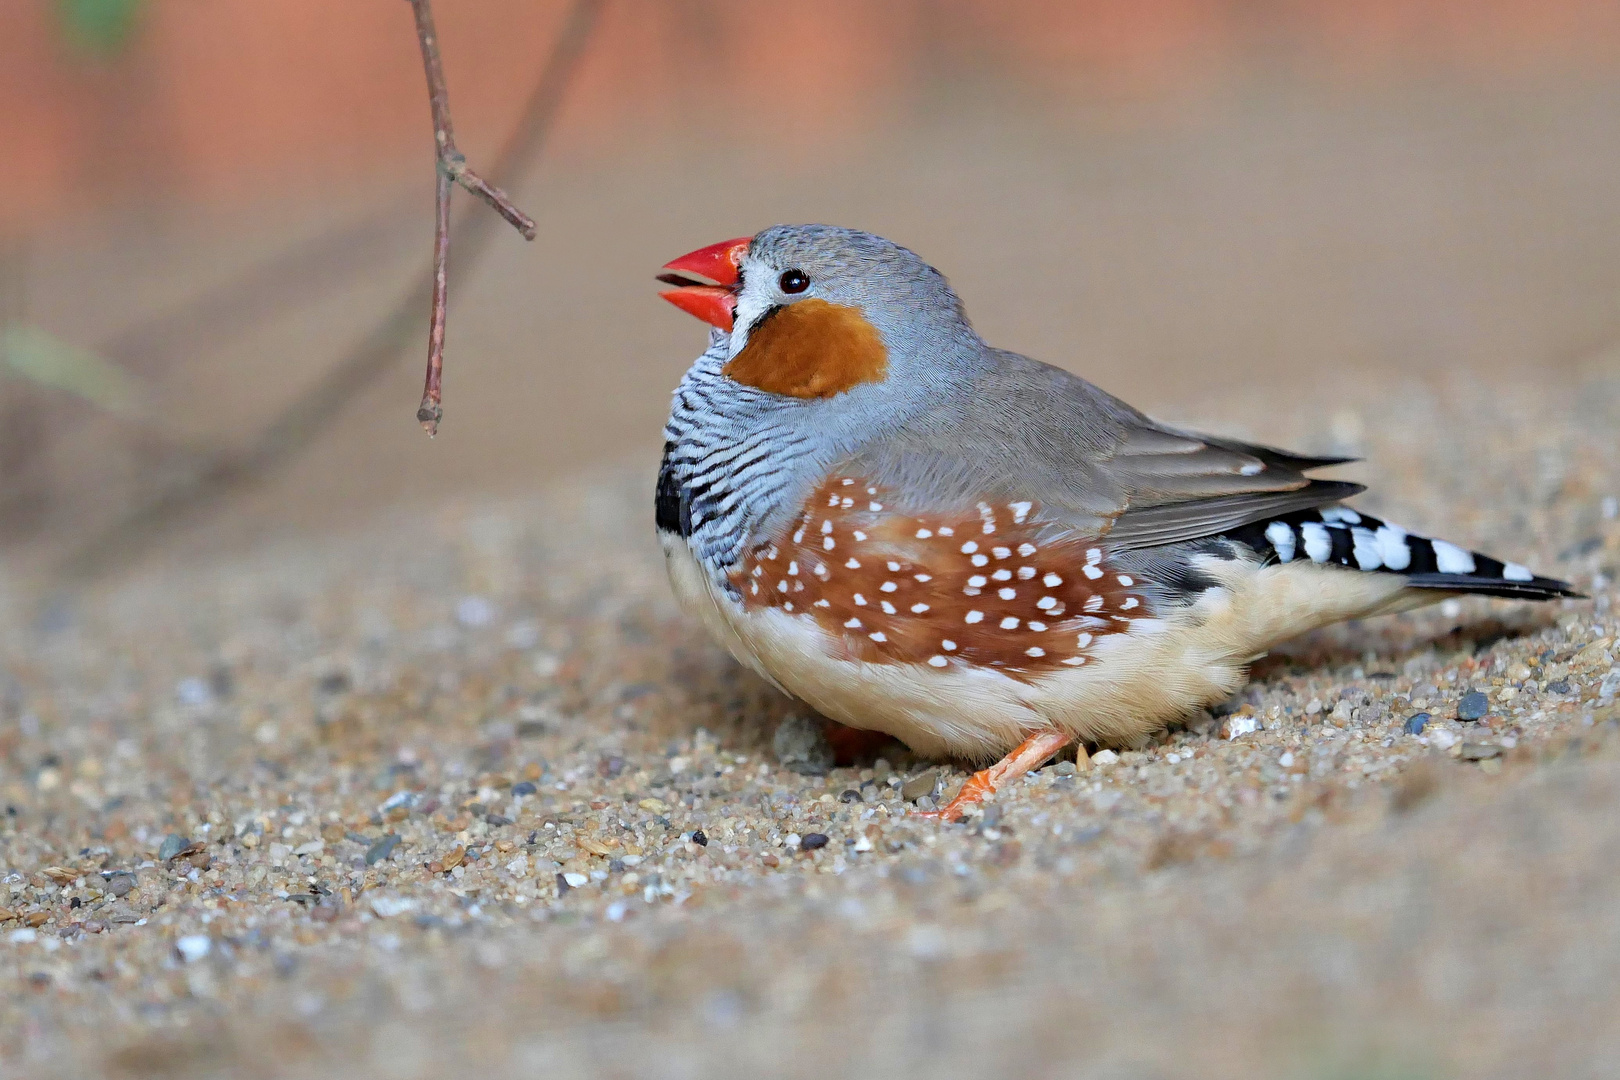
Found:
1223,507 -> 1580,600
654,441 -> 691,537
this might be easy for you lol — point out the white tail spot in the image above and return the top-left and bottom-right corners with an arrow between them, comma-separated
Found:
928,655 -> 948,667
841,497 -> 854,509
792,530 -> 804,543
1085,548 -> 1101,565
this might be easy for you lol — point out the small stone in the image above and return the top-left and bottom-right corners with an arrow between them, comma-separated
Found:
1090,749 -> 1119,766
368,894 -> 416,918
1052,760 -> 1078,776
784,833 -> 802,849
1546,679 -> 1572,695
562,872 -> 588,888
901,769 -> 940,802
1459,742 -> 1503,761
839,789 -> 862,803
1403,712 -> 1431,735
1220,714 -> 1260,740
1305,698 -> 1323,716
1457,692 -> 1489,722
175,935 -> 211,962
690,829 -> 708,847
1600,670 -> 1620,701
1329,700 -> 1354,725
157,834 -> 189,861
772,714 -> 834,775
511,781 -> 537,797
365,834 -> 401,866
801,833 -> 830,851
914,796 -> 936,813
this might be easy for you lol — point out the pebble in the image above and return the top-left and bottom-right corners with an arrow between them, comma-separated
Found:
1404,713 -> 1431,735
1090,749 -> 1119,766
839,789 -> 862,803
690,829 -> 708,847
901,769 -> 941,802
175,935 -> 211,962
772,714 -> 835,775
157,834 -> 190,861
511,781 -> 537,797
1459,743 -> 1504,762
801,833 -> 830,851
562,872 -> 588,888
1457,692 -> 1489,722
1052,761 -> 1078,776
369,895 -> 417,918
365,834 -> 401,866
1221,714 -> 1260,740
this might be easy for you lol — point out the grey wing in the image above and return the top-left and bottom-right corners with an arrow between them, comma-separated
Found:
853,350 -> 1360,548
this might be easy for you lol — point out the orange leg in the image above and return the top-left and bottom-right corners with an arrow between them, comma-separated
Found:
917,730 -> 1077,823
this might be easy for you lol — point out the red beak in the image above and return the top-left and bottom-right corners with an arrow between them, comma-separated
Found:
657,236 -> 750,331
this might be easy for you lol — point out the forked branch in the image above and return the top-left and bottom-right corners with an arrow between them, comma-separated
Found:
408,0 -> 538,435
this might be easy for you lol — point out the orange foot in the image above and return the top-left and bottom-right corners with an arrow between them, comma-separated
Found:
916,731 -> 1080,823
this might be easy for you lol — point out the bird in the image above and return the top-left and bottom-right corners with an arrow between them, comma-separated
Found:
653,225 -> 1578,822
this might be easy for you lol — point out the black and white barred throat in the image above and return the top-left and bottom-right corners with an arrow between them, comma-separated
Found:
656,342 -> 820,584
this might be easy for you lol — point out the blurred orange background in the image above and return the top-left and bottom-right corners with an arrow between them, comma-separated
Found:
4,0 -> 1620,571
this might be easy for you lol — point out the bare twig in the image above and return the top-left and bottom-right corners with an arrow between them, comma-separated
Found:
408,0 -> 540,435
57,0 -> 604,580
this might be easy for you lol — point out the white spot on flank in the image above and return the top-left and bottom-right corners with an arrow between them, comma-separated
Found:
961,541 -> 979,554
845,557 -> 861,569
1240,462 -> 1263,476
777,580 -> 789,592
841,478 -> 855,486
1083,596 -> 1104,613
814,563 -> 828,578
823,538 -> 836,550
1027,621 -> 1047,631
821,520 -> 833,534
1076,632 -> 1093,647
1300,522 -> 1332,563
852,530 -> 867,541
1017,566 -> 1036,580
941,639 -> 957,651
998,587 -> 1016,600
886,561 -> 901,571
928,655 -> 948,667
992,547 -> 1011,560
991,569 -> 1012,581
1121,597 -> 1139,610
1432,540 -> 1476,575
841,497 -> 854,508
880,601 -> 896,614
829,495 -> 840,506
1042,572 -> 1063,587
1082,565 -> 1103,580
937,526 -> 955,536
1265,521 -> 1295,563
752,565 -> 764,578
853,593 -> 867,606
844,618 -> 862,629
1117,574 -> 1133,587
866,487 -> 877,495
814,599 -> 830,607
1503,562 -> 1534,581
1085,548 -> 1102,565
1026,646 -> 1045,657
792,530 -> 804,543
1000,616 -> 1020,629
1375,524 -> 1410,570
1037,596 -> 1058,611
971,554 -> 990,567
916,528 -> 933,539
783,602 -> 794,611
787,561 -> 798,576
880,581 -> 898,593
968,575 -> 988,587
869,631 -> 887,642
913,573 -> 932,582
1061,657 -> 1085,666
1017,542 -> 1037,556
982,522 -> 996,534
750,582 -> 759,595
1010,501 -> 1032,523
869,501 -> 883,512
911,603 -> 930,613
965,611 -> 984,624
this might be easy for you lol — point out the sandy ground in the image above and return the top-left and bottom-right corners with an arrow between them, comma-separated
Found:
1,346 -> 1617,1078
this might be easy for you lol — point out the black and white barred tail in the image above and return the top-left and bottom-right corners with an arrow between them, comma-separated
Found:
1227,506 -> 1579,600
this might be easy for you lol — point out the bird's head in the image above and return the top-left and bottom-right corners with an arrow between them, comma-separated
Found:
658,225 -> 978,403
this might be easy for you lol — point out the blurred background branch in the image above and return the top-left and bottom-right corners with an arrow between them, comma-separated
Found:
52,0 -> 604,580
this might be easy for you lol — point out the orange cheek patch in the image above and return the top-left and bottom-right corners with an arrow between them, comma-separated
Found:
729,477 -> 1150,681
721,298 -> 888,399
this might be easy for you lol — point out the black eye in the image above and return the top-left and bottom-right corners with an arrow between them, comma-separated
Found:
778,269 -> 809,294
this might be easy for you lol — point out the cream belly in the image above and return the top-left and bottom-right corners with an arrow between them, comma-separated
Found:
663,537 -> 1422,760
